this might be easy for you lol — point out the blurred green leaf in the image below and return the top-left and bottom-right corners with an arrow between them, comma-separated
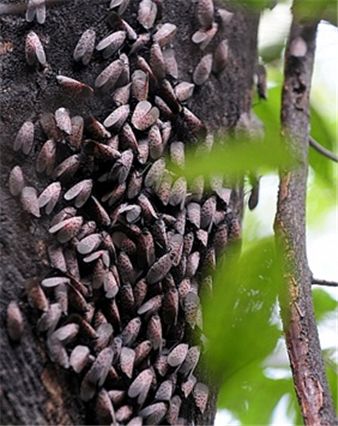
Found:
312,288 -> 338,321
218,367 -> 295,424
293,0 -> 337,25
325,353 -> 338,411
204,237 -> 282,379
179,137 -> 291,182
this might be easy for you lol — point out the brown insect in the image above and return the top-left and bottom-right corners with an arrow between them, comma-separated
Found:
20,186 -> 40,217
38,182 -> 61,215
8,166 -> 24,197
96,30 -> 126,59
155,379 -> 174,401
64,179 -> 93,208
138,0 -> 158,30
103,104 -> 130,130
49,216 -> 83,244
120,347 -> 135,378
196,0 -> 214,29
167,343 -> 189,368
112,83 -> 131,106
115,405 -> 133,423
153,23 -> 177,47
146,314 -> 162,351
53,154 -> 81,181
25,31 -> 46,66
181,374 -> 197,398
121,317 -> 141,346
95,58 -> 124,90
14,121 -> 34,155
163,48 -> 178,79
26,0 -> 46,24
139,402 -> 167,425
6,301 -> 24,342
37,302 -> 62,333
193,53 -> 213,86
56,75 -> 94,97
36,139 -> 56,175
128,368 -> 153,405
193,382 -> 209,414
132,101 -> 159,131
167,395 -> 182,425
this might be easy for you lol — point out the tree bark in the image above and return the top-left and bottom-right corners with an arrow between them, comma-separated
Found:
275,16 -> 336,426
0,1 -> 259,424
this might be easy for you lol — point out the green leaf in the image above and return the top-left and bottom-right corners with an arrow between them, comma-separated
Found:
178,137 -> 291,182
204,237 -> 282,380
312,288 -> 337,321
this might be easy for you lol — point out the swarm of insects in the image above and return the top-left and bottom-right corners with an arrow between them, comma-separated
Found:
6,0 -> 242,424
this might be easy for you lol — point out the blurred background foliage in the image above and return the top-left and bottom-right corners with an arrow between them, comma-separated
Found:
183,0 -> 337,424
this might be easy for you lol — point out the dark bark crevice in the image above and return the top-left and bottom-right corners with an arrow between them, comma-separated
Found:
0,1 -> 259,424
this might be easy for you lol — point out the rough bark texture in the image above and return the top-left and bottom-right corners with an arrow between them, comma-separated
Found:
0,1 -> 258,425
275,18 -> 336,426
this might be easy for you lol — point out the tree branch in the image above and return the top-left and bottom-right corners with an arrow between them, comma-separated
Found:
312,278 -> 338,288
274,12 -> 336,426
309,136 -> 338,163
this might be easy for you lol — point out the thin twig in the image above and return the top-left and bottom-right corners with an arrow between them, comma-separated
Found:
312,278 -> 338,287
309,136 -> 338,162
274,10 -> 336,426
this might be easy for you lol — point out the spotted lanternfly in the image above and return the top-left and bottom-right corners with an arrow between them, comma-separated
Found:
255,64 -> 267,100
77,233 -> 102,255
163,48 -> 178,79
56,76 -> 94,97
64,179 -> 93,208
8,166 -> 24,197
36,139 -> 56,175
155,379 -> 174,401
54,283 -> 68,315
47,335 -> 69,369
108,390 -> 125,405
25,278 -> 49,312
139,402 -> 167,425
150,42 -> 166,80
290,36 -> 307,58
162,287 -> 179,327
95,58 -> 124,90
126,417 -> 142,426
110,0 -> 130,14
115,405 -> 133,423
217,7 -> 234,26
169,177 -> 187,208
182,107 -> 205,135
167,343 -> 189,368
73,28 -> 96,65
41,276 -> 70,289
181,374 -> 197,398
137,295 -> 162,318
196,0 -> 214,29
38,182 -> 61,215
26,0 -> 46,24
64,248 -> 81,280
6,301 -> 23,342
131,70 -> 149,102
248,176 -> 260,210
95,323 -> 114,351
133,279 -> 148,308
193,382 -> 209,414
175,82 -> 194,102
132,101 -> 159,131
138,0 -> 157,30
193,53 -> 213,86
146,252 -> 174,285
137,229 -> 156,266
120,347 -> 135,378
14,121 -> 34,155
104,105 -> 130,130
25,31 -> 46,66
213,223 -> 228,255
48,244 -> 67,273
154,353 -> 169,377
128,368 -> 153,405
144,158 -> 166,190
183,232 -> 194,256
213,39 -> 229,74
53,154 -> 81,182
51,323 -> 79,345
121,317 -> 141,346
112,83 -> 131,106
85,347 -> 114,387
20,186 -> 40,217
49,216 -> 83,243
200,195 -> 216,231
199,21 -> 219,47
96,30 -> 126,59
147,314 -> 162,351
153,23 -> 177,47
167,395 -> 182,425
179,345 -> 200,377
37,302 -> 62,333
183,291 -> 200,329
96,389 -> 116,425
134,340 -> 152,366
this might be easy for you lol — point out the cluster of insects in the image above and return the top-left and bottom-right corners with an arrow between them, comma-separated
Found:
6,0 -> 240,424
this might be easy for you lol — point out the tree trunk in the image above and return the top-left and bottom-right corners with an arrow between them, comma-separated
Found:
0,1 -> 259,424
